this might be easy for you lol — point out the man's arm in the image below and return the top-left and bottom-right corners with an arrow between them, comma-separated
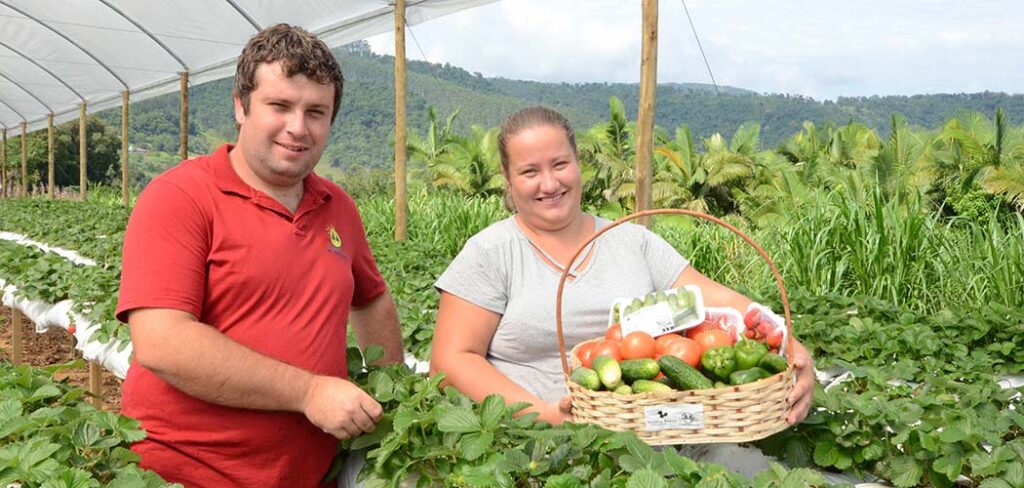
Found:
348,290 -> 404,365
128,308 -> 382,439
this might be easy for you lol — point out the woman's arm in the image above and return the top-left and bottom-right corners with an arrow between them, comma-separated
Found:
430,292 -> 570,424
672,266 -> 751,310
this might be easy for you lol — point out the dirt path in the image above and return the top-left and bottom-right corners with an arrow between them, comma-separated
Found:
0,305 -> 123,412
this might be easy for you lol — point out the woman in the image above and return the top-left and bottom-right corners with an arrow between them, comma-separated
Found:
430,106 -> 815,426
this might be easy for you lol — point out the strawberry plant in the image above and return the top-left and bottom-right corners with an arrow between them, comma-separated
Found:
758,363 -> 1024,487
0,360 -> 179,487
337,347 -> 841,487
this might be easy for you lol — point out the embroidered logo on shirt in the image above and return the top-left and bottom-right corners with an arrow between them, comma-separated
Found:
327,225 -> 348,259
328,225 -> 343,249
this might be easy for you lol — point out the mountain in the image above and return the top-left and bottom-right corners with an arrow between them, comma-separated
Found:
99,40 -> 1024,174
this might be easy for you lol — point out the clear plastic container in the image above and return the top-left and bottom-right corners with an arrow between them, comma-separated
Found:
609,285 -> 706,337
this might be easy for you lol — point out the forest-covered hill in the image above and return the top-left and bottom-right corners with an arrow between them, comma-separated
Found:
98,41 -> 1024,172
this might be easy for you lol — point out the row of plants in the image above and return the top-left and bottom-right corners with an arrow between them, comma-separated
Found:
0,360 -> 178,487
0,238 -> 127,351
3,187 -> 1024,485
0,197 -> 128,265
332,346 -> 841,488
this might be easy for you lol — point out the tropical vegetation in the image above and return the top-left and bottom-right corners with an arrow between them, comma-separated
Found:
2,89 -> 1024,486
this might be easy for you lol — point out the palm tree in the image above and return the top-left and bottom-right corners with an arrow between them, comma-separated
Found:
407,107 -> 459,184
934,108 -> 1024,211
578,96 -> 638,213
431,125 -> 503,197
865,114 -> 934,202
652,122 -> 761,215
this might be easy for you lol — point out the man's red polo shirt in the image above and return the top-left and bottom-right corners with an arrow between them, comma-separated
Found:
116,144 -> 386,487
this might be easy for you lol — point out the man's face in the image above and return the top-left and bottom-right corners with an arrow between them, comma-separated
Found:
233,61 -> 335,191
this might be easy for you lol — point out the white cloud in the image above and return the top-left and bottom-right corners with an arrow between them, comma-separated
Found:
367,0 -> 1024,100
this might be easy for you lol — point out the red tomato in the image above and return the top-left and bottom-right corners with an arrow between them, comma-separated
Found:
591,340 -> 623,361
621,331 -> 656,359
605,323 -> 623,342
660,338 -> 702,367
576,341 -> 599,368
654,333 -> 685,354
694,329 -> 734,353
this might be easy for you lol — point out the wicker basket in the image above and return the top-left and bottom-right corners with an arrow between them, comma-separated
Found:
555,209 -> 797,445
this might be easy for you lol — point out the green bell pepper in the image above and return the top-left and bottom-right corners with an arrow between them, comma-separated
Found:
700,345 -> 736,382
729,367 -> 772,385
734,339 -> 768,371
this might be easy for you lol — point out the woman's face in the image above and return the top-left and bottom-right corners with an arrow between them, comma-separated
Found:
503,124 -> 582,231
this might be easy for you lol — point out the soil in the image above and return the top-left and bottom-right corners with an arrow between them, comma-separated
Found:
0,305 -> 123,412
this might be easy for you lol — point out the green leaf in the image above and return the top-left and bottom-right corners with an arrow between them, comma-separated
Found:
0,400 -> 22,421
39,468 -> 100,488
367,370 -> 395,402
479,394 -> 506,431
938,425 -> 967,443
71,422 -> 103,449
812,440 -> 841,467
544,474 -> 584,488
351,415 -> 393,450
932,453 -> 963,481
437,407 -> 481,433
625,469 -> 668,488
618,454 -> 648,473
460,431 -> 493,461
889,456 -> 924,487
1005,461 -> 1024,487
498,449 -> 530,471
862,441 -> 885,461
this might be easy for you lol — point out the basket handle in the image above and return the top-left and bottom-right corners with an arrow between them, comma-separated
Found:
556,209 -> 793,376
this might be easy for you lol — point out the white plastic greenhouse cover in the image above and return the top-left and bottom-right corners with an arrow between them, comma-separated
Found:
0,0 -> 494,132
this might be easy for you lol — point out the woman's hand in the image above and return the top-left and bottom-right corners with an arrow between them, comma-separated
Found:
534,396 -> 573,425
786,340 -> 815,424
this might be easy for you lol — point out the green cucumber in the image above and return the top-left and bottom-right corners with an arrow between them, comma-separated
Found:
657,355 -> 713,391
613,384 -> 634,395
656,376 -> 676,388
758,353 -> 789,374
591,355 -> 623,389
632,379 -> 673,393
570,367 -> 601,391
619,358 -> 660,383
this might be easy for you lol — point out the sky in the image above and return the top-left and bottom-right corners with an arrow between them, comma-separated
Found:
366,0 -> 1024,101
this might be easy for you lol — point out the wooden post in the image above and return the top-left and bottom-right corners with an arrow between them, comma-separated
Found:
180,72 -> 188,161
48,114 -> 54,198
1,128 -> 6,197
20,122 -> 27,197
79,102 -> 87,200
11,308 -> 22,365
89,362 -> 104,409
394,0 -> 409,241
121,90 -> 130,205
636,0 -> 659,226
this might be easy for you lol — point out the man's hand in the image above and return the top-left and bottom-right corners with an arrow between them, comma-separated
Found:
301,375 -> 383,440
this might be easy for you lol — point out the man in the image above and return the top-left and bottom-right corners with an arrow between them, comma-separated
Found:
116,24 -> 404,487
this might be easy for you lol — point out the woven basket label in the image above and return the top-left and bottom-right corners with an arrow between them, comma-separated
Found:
643,404 -> 704,431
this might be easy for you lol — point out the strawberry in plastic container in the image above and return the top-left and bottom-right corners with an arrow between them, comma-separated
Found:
742,303 -> 787,355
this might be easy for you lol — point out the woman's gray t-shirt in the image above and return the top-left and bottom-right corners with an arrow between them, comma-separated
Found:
434,215 -> 689,403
